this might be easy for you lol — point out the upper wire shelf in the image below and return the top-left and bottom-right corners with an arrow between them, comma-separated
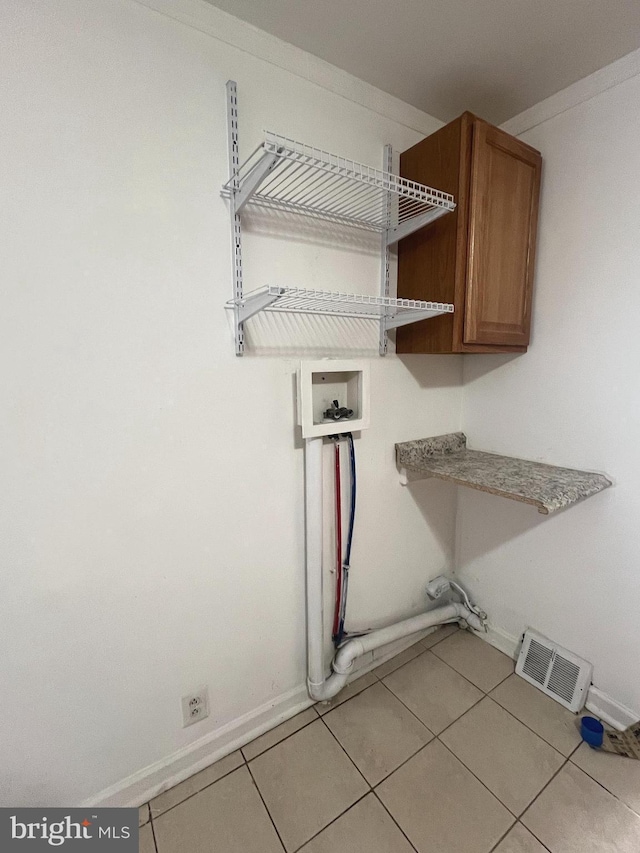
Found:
221,132 -> 456,243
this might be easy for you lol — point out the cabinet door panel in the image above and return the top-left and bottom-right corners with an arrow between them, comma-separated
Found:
464,121 -> 541,346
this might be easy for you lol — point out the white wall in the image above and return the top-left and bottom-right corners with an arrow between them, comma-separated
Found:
0,0 -> 462,806
456,64 -> 640,716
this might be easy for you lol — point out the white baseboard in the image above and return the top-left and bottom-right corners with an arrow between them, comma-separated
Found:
474,624 -> 638,732
81,684 -> 314,808
84,622 -> 637,808
585,687 -> 639,732
81,630 -> 430,808
473,623 -> 521,659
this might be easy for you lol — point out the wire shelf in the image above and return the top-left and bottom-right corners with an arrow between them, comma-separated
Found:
222,82 -> 457,355
221,132 -> 455,236
227,286 -> 454,329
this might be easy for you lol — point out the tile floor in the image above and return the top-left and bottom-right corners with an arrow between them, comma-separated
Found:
137,627 -> 640,853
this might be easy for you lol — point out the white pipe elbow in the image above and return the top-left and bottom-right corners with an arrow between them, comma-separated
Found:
307,671 -> 348,702
450,601 -> 486,632
306,639 -> 363,701
333,638 -> 364,674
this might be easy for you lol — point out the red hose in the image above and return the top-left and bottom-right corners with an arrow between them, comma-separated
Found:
332,441 -> 342,640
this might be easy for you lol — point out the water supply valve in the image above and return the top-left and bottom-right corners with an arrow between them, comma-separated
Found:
323,400 -> 354,421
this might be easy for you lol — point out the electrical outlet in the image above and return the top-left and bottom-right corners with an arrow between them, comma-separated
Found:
181,687 -> 209,728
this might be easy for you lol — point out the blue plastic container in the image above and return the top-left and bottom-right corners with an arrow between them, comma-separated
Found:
581,716 -> 604,749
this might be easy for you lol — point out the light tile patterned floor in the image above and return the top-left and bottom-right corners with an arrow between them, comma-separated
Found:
139,627 -> 640,853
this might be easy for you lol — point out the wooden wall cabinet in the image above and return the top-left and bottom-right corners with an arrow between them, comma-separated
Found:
396,112 -> 542,354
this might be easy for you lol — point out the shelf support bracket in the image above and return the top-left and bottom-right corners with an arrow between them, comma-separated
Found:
385,206 -> 451,246
236,288 -> 282,323
379,143 -> 392,356
398,466 -> 432,486
386,307 -> 449,330
234,151 -> 281,214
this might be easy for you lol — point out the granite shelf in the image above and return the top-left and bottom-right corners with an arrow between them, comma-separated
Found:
396,433 -> 612,515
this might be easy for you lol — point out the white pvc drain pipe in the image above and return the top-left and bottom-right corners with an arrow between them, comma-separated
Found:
305,436 -> 485,702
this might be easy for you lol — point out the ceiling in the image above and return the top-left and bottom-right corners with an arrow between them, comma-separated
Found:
206,0 -> 640,123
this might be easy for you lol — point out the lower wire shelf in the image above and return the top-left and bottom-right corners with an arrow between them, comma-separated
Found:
226,285 -> 454,330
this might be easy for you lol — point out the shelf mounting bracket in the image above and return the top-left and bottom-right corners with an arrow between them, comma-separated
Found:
385,307 -> 448,330
379,143 -> 392,356
385,206 -> 450,246
236,288 -> 283,323
235,150 -> 281,214
226,80 -> 245,356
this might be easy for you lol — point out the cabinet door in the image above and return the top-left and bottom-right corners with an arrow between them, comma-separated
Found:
464,120 -> 541,346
